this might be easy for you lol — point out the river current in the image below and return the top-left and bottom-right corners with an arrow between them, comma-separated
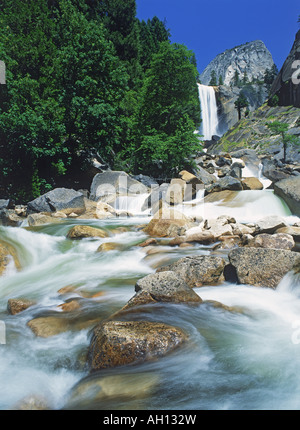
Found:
1,166 -> 300,410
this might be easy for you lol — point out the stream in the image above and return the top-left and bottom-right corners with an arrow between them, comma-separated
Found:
1,163 -> 300,410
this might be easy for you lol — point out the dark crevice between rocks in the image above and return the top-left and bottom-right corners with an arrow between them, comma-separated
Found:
223,263 -> 239,284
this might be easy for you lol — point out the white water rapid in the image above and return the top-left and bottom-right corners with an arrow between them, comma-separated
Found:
1,159 -> 300,410
198,83 -> 219,141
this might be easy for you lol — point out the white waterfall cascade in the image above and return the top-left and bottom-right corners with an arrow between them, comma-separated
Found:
197,83 -> 219,141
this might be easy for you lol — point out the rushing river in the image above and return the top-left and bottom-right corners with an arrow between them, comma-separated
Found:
1,173 -> 300,410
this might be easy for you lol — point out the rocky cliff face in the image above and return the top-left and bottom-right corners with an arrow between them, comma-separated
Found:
269,30 -> 300,108
200,40 -> 275,86
215,83 -> 269,134
207,103 -> 300,163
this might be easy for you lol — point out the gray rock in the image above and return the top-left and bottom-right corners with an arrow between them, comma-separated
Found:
27,188 -> 85,215
274,176 -> 300,217
90,171 -> 149,201
156,256 -> 226,288
88,320 -> 188,372
0,209 -> 23,227
200,40 -> 274,87
269,29 -> 300,108
254,215 -> 287,234
226,247 -> 300,288
0,199 -> 9,210
247,233 -> 295,250
134,271 -> 202,304
205,176 -> 242,194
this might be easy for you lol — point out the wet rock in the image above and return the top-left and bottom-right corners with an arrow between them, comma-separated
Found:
143,208 -> 194,238
274,176 -> 300,217
97,242 -> 122,252
247,233 -> 295,250
227,247 -> 300,288
139,238 -> 158,247
27,315 -> 100,338
0,209 -> 23,227
133,271 -> 202,304
194,165 -> 217,185
169,230 -> 215,246
90,171 -> 149,202
157,255 -> 226,287
0,242 -> 20,276
205,176 -> 243,195
27,188 -> 86,215
13,395 -> 51,410
76,199 -> 116,220
88,320 -> 188,372
0,199 -> 9,210
276,226 -> 300,241
254,215 -> 287,234
67,225 -> 109,240
66,372 -> 159,409
141,183 -> 169,213
7,298 -> 36,315
203,218 -> 233,239
232,222 -> 255,236
165,179 -> 186,205
58,299 -> 81,313
27,213 -> 61,226
241,177 -> 264,190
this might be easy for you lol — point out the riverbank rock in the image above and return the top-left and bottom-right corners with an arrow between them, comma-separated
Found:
133,271 -> 202,304
90,171 -> 149,202
67,225 -> 109,240
27,188 -> 86,216
205,176 -> 242,195
274,176 -> 300,217
143,208 -> 193,238
157,256 -> 226,287
0,209 -> 24,227
27,213 -> 61,226
254,215 -> 287,234
88,320 -> 188,372
276,226 -> 300,241
226,247 -> 300,288
0,242 -> 20,276
241,177 -> 264,190
247,233 -> 295,250
165,179 -> 186,205
7,298 -> 36,315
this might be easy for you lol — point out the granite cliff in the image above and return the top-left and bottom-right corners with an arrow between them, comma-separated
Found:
199,40 -> 275,86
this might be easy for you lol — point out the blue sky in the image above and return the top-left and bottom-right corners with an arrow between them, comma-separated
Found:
136,0 -> 299,73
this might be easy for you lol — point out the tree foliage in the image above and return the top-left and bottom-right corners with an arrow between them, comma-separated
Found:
0,0 -> 201,201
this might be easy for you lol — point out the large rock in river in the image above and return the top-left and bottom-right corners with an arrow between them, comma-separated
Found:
143,208 -> 194,238
90,171 -> 149,202
27,188 -> 85,215
67,225 -> 109,239
226,247 -> 300,288
205,176 -> 242,195
274,176 -> 300,217
0,242 -> 20,276
88,320 -> 188,372
157,256 -> 226,287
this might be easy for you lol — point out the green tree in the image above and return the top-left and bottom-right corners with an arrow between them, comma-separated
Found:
267,121 -> 300,163
209,70 -> 217,86
133,42 -> 201,176
234,93 -> 249,120
218,75 -> 224,86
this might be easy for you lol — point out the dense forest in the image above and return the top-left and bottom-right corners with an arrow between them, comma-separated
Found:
0,0 -> 201,202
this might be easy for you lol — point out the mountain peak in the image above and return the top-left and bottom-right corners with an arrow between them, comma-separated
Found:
200,40 -> 274,86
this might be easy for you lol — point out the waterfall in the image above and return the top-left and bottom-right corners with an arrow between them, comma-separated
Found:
197,83 -> 219,141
